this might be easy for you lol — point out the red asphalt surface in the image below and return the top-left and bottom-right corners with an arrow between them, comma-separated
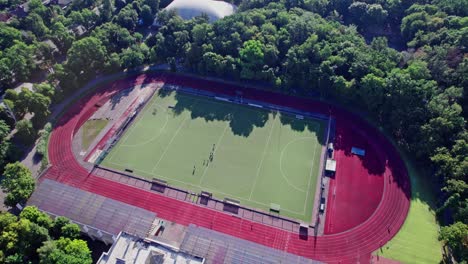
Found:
44,73 -> 410,263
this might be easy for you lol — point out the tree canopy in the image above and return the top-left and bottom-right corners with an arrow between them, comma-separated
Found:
0,120 -> 12,170
0,208 -> 91,264
66,37 -> 107,79
0,162 -> 35,207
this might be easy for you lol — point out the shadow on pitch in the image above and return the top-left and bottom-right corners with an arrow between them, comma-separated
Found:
278,115 -> 326,145
164,90 -> 268,137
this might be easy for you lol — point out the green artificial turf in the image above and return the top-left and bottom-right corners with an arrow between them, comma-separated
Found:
375,154 -> 443,263
82,119 -> 109,150
101,90 -> 325,222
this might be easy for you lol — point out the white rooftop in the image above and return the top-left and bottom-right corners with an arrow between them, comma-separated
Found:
164,0 -> 236,22
325,159 -> 336,172
97,232 -> 204,264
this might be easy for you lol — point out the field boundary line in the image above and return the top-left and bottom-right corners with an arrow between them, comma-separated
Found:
108,163 -> 309,215
134,167 -> 202,188
150,101 -> 199,173
303,139 -> 319,214
199,185 -> 307,215
248,114 -> 276,200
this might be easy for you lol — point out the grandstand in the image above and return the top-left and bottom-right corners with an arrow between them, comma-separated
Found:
28,179 -> 156,244
181,225 -> 322,263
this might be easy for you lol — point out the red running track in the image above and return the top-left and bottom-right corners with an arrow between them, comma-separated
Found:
324,118 -> 385,234
44,73 -> 410,263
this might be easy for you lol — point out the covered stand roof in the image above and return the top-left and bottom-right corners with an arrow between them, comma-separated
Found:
164,0 -> 236,22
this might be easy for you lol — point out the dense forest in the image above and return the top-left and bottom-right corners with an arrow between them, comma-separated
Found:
0,206 -> 92,263
0,0 -> 466,261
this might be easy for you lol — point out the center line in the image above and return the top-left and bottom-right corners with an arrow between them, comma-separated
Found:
249,114 -> 276,200
199,121 -> 230,185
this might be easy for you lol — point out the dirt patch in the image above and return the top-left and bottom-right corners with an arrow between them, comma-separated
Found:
82,119 -> 109,150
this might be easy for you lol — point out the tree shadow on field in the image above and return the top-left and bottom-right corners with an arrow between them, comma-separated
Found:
156,87 -> 173,98
230,107 -> 269,137
278,114 -> 326,145
167,91 -> 268,137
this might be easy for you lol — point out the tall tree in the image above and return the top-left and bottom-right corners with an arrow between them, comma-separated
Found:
421,86 -> 465,157
0,57 -> 14,89
92,23 -> 135,53
0,209 -> 90,263
38,238 -> 92,264
0,24 -> 21,50
15,119 -> 36,145
23,13 -> 49,38
49,21 -> 75,52
100,0 -> 114,22
20,206 -> 53,230
143,0 -> 159,14
439,222 -> 468,261
29,92 -> 51,129
140,5 -> 153,26
119,44 -> 148,69
0,162 -> 35,207
66,37 -> 107,79
239,40 -> 265,80
28,0 -> 48,17
0,120 -> 12,170
115,6 -> 138,30
4,41 -> 36,82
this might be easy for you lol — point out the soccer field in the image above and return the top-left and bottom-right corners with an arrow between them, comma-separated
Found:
101,89 -> 325,222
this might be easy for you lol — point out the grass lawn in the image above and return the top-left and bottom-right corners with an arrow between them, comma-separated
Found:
101,90 -> 325,222
82,119 -> 109,149
375,152 -> 443,263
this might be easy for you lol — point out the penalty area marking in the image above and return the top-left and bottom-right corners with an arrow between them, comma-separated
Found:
279,137 -> 316,193
105,97 -> 167,162
118,96 -> 166,144
150,100 -> 200,174
119,104 -> 169,148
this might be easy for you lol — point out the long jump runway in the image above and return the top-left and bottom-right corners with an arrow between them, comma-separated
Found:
43,73 -> 410,263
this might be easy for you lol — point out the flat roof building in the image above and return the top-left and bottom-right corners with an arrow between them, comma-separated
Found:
325,159 -> 336,173
97,232 -> 204,264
